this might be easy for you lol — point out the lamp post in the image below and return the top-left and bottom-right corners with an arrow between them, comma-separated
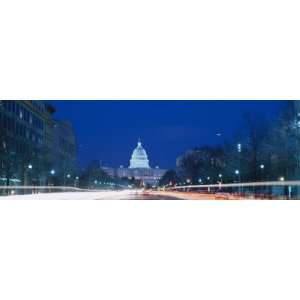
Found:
235,169 -> 241,194
64,173 -> 71,186
237,143 -> 242,192
75,176 -> 79,187
218,174 -> 223,189
259,164 -> 264,182
206,176 -> 211,192
185,178 -> 191,192
25,164 -> 33,187
49,169 -> 55,186
218,173 -> 223,181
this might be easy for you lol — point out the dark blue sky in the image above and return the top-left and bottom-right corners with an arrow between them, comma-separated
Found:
51,101 -> 284,169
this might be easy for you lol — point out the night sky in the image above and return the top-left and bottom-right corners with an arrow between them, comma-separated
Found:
51,101 -> 285,169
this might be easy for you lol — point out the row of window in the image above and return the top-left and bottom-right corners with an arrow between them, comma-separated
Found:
30,100 -> 46,114
1,101 -> 44,131
59,137 -> 76,156
0,113 -> 43,145
0,141 -> 38,157
0,115 -> 76,155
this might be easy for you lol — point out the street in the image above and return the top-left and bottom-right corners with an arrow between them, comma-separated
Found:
2,188 -> 285,200
3,190 -> 182,200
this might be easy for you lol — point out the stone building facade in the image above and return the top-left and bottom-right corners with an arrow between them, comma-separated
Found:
0,100 -> 76,186
103,140 -> 166,187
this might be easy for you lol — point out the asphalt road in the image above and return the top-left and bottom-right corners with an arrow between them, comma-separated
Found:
2,190 -> 182,200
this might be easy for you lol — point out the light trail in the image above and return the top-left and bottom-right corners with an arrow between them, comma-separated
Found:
167,180 -> 300,190
0,185 -> 129,191
2,190 -> 142,200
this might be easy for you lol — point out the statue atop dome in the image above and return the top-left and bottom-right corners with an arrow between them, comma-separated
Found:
129,139 -> 150,169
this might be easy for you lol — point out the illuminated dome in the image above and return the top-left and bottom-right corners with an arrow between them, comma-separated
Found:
129,139 -> 150,169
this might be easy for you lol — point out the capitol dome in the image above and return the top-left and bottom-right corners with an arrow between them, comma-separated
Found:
129,139 -> 150,169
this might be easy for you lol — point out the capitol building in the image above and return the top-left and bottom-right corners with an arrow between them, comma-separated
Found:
103,139 -> 166,187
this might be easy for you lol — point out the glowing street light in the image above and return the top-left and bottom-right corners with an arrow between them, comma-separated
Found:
50,169 -> 55,175
235,169 -> 241,193
279,177 -> 285,181
237,143 -> 242,153
218,174 -> 222,178
260,164 -> 265,169
207,176 -> 210,180
28,164 -> 33,169
198,178 -> 202,183
66,174 -> 71,178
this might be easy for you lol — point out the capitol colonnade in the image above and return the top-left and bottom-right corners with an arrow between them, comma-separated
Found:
102,139 -> 166,187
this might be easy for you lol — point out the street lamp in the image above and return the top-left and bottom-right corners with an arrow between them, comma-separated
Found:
259,164 -> 265,183
279,176 -> 285,181
218,174 -> 223,184
206,176 -> 211,193
235,170 -> 241,194
198,178 -> 202,183
25,164 -> 33,186
63,173 -> 72,187
49,169 -> 55,186
74,176 -> 79,187
237,144 -> 242,191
